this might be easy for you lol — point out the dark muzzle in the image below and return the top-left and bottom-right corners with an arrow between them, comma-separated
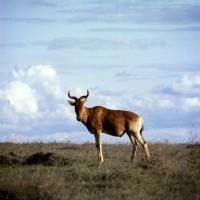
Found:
76,116 -> 82,121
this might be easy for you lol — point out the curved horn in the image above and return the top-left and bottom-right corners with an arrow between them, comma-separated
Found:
68,90 -> 77,100
80,89 -> 90,100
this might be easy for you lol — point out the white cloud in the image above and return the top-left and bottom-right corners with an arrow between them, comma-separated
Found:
51,104 -> 75,120
183,97 -> 200,111
152,73 -> 200,113
171,74 -> 200,95
97,95 -> 121,110
0,81 -> 38,117
73,87 -> 88,97
0,100 -> 19,124
11,65 -> 65,100
0,65 -> 75,140
159,99 -> 174,108
146,127 -> 190,143
0,132 -> 69,143
132,99 -> 142,107
129,96 -> 156,110
45,132 -> 69,142
0,65 -> 78,142
26,65 -> 57,79
69,87 -> 122,110
0,123 -> 31,133
154,74 -> 200,96
0,66 -> 199,144
37,132 -> 69,143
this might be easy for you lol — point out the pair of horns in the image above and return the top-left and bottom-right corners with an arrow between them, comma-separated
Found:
68,89 -> 89,100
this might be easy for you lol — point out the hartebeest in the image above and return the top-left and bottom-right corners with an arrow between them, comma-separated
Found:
68,90 -> 150,163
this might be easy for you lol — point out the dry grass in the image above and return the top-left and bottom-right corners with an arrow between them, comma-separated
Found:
0,141 -> 199,199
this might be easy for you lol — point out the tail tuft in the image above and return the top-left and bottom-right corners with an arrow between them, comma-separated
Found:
140,118 -> 144,136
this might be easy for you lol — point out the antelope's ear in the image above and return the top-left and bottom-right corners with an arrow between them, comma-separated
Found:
82,98 -> 87,104
68,100 -> 75,106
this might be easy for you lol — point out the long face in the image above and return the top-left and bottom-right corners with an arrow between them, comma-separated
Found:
74,99 -> 85,121
68,90 -> 89,122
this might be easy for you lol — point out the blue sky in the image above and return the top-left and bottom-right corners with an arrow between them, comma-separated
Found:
0,0 -> 200,143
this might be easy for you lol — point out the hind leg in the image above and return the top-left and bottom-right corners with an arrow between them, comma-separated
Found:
133,132 -> 150,161
127,134 -> 137,162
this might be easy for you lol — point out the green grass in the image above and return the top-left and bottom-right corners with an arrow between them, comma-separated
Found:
0,142 -> 199,199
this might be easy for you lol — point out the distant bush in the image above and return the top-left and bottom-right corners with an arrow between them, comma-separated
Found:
25,152 -> 72,166
0,155 -> 11,165
0,154 -> 21,165
0,151 -> 72,166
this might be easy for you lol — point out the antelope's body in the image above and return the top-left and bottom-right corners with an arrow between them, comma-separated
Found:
68,90 -> 150,163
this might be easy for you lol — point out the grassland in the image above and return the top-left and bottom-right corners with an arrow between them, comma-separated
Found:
0,141 -> 200,199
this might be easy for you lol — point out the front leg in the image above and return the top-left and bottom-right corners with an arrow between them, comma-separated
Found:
94,129 -> 104,164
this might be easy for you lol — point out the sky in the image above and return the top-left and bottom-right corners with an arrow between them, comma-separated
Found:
0,0 -> 200,144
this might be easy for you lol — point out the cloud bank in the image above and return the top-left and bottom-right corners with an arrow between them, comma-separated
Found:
0,65 -> 75,142
152,74 -> 200,112
63,2 -> 200,25
0,66 -> 199,143
34,37 -> 167,51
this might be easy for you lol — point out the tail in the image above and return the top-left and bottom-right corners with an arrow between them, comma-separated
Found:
140,118 -> 144,136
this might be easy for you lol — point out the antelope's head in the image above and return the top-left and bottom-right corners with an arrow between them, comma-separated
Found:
68,90 -> 89,122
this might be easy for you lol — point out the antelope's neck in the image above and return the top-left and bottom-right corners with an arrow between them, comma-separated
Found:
82,106 -> 90,124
